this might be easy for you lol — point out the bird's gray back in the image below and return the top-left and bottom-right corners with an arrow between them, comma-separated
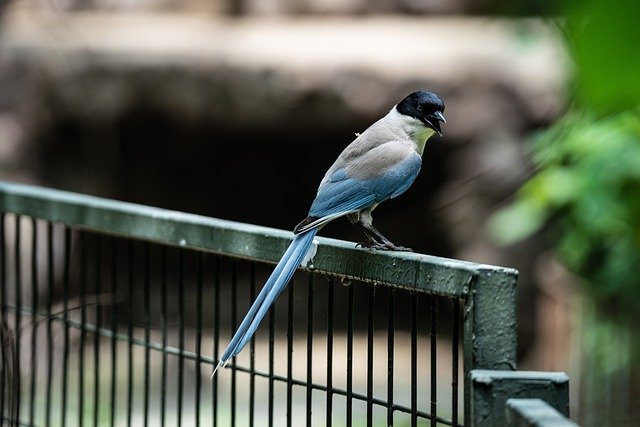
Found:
320,111 -> 413,184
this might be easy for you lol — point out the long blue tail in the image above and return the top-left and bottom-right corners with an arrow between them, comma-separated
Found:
212,228 -> 318,377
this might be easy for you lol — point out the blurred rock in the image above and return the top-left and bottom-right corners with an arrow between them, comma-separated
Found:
0,10 -> 565,129
0,0 -> 518,15
0,8 -> 567,228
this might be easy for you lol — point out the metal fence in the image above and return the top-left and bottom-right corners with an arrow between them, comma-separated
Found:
0,181 -> 528,426
506,399 -> 579,426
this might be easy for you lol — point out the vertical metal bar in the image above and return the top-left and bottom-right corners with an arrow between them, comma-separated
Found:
411,293 -> 418,427
143,242 -> 151,427
387,289 -> 395,427
195,252 -> 204,427
61,226 -> 71,427
109,238 -> 118,427
160,246 -> 168,427
366,286 -> 374,427
45,222 -> 53,427
249,263 -> 256,427
452,299 -> 460,427
0,213 -> 5,425
93,235 -> 102,427
212,256 -> 221,427
430,297 -> 438,427
326,279 -> 334,427
14,215 -> 22,423
126,240 -> 134,427
306,274 -> 314,427
230,261 -> 237,427
79,231 -> 87,427
268,285 -> 275,427
286,277 -> 294,427
346,284 -> 354,426
177,249 -> 185,427
29,218 -> 38,426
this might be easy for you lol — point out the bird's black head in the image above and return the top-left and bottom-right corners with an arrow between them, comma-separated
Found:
396,91 -> 446,136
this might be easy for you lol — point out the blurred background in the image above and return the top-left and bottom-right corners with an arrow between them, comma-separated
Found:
0,0 -> 638,425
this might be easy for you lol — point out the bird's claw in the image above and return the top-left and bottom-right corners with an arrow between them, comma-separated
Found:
356,242 -> 413,252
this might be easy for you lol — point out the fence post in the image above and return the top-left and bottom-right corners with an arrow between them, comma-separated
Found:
464,267 -> 519,422
470,370 -> 570,426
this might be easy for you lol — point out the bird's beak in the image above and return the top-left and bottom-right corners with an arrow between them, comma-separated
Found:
425,111 -> 446,137
433,111 -> 446,124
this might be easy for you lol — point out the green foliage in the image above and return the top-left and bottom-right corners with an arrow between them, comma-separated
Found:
562,0 -> 640,113
490,0 -> 640,318
488,2 -> 640,419
490,110 -> 640,315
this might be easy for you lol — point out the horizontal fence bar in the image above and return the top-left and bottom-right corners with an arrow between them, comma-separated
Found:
506,399 -> 579,426
0,181 -> 516,298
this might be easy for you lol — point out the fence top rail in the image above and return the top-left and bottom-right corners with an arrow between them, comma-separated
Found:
0,181 -> 517,297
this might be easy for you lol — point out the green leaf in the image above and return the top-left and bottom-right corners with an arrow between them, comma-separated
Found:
488,200 -> 546,245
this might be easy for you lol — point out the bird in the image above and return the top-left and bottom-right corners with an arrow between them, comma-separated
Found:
212,90 -> 445,377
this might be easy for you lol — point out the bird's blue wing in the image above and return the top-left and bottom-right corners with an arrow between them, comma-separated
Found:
308,153 -> 422,218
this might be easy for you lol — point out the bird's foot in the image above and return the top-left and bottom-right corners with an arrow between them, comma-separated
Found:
383,244 -> 413,252
356,242 -> 413,252
356,241 -> 374,249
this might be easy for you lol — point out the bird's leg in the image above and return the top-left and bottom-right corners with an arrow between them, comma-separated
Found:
348,212 -> 413,252
358,222 -> 413,252
352,221 -> 385,247
348,212 -> 385,247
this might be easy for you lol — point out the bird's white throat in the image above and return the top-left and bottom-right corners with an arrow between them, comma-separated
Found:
389,108 -> 436,156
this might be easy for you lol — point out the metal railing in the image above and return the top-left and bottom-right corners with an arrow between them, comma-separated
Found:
506,399 -> 579,426
0,181 -> 524,426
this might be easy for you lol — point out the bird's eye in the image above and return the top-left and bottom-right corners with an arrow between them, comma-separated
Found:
417,105 -> 423,111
